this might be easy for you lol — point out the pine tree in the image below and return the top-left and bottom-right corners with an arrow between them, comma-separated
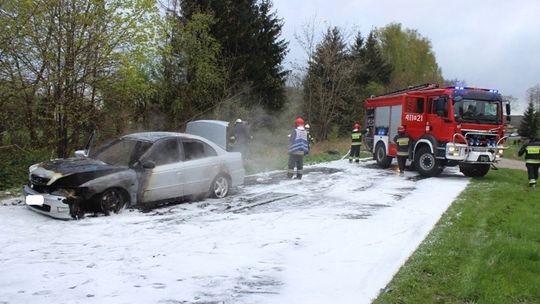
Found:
350,31 -> 392,87
179,0 -> 288,113
519,100 -> 538,138
302,27 -> 353,140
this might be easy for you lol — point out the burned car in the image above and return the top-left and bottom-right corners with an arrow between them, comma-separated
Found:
24,132 -> 245,219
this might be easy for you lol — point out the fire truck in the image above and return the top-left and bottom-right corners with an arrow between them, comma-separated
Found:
363,83 -> 510,177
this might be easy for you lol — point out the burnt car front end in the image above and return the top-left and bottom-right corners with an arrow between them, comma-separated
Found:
24,157 -> 137,219
24,164 -> 86,219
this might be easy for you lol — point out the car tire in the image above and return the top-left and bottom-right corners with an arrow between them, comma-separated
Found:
210,174 -> 230,199
99,188 -> 127,215
414,146 -> 443,177
375,142 -> 392,169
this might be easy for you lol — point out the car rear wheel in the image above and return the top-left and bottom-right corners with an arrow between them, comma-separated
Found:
210,175 -> 230,199
99,188 -> 126,215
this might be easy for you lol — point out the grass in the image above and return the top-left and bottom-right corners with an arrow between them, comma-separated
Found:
503,141 -> 524,161
373,168 -> 540,304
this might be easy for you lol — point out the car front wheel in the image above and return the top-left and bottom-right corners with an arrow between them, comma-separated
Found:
99,188 -> 126,215
210,175 -> 230,199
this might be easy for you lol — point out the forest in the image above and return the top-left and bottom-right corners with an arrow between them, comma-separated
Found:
1,0 -> 538,190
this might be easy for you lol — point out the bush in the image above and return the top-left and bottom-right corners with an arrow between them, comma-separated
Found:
0,146 -> 50,191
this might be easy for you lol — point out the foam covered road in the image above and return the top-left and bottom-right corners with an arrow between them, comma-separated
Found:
0,160 -> 469,304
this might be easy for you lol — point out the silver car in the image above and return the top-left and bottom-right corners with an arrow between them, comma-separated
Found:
23,132 -> 245,219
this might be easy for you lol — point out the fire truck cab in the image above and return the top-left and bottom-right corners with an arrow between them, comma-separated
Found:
363,84 -> 510,177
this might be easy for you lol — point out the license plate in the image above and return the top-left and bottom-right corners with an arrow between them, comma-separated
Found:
26,195 -> 44,206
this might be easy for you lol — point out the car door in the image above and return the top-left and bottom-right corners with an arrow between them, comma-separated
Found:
180,138 -> 220,196
140,138 -> 183,203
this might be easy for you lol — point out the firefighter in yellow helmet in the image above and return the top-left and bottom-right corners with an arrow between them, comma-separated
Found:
393,125 -> 411,175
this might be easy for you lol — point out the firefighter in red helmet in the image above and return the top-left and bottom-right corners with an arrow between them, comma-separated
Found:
393,125 -> 411,175
287,117 -> 310,179
349,123 -> 363,163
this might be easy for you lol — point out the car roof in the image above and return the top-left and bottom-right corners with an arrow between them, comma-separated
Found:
122,132 -> 205,143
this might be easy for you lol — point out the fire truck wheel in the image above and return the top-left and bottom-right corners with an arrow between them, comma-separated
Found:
414,146 -> 443,177
375,142 -> 392,169
459,163 -> 490,177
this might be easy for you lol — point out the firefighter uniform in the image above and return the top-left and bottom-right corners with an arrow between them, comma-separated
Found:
394,130 -> 411,174
288,118 -> 310,179
518,138 -> 540,188
349,126 -> 362,163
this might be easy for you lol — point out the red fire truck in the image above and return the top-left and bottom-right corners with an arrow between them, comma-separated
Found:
363,84 -> 510,177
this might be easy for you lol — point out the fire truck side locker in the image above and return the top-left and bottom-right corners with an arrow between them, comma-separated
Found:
372,104 -> 402,168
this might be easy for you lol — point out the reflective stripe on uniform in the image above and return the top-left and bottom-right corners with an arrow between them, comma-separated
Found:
526,146 -> 540,154
351,132 -> 362,146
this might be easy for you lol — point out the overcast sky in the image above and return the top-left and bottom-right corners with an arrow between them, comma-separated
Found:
273,0 -> 540,111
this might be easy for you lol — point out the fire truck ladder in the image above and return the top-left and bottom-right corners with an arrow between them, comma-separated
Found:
372,83 -> 439,98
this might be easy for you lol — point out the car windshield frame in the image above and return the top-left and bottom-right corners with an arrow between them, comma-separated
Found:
90,138 -> 152,167
453,98 -> 501,124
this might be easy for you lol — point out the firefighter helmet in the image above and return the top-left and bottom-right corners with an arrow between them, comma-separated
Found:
353,123 -> 360,130
295,117 -> 304,127
305,123 -> 311,130
235,118 -> 242,124
398,125 -> 405,133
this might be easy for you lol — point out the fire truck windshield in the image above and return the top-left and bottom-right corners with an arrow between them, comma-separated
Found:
453,98 -> 501,124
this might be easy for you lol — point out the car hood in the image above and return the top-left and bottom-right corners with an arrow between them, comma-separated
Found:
31,157 -> 128,186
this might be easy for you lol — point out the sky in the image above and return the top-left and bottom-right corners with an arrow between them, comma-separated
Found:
272,0 -> 540,112
0,160 -> 469,303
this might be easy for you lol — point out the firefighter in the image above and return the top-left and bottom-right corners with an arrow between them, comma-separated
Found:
305,123 -> 315,148
349,123 -> 363,163
518,135 -> 540,188
287,117 -> 310,179
231,118 -> 250,160
393,125 -> 411,175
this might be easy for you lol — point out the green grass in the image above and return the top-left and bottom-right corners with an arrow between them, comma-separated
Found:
374,168 -> 540,304
503,141 -> 524,161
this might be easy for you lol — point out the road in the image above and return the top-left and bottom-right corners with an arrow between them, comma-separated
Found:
0,159 -> 470,304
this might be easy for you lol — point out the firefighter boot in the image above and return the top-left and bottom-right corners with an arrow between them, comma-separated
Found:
295,174 -> 303,180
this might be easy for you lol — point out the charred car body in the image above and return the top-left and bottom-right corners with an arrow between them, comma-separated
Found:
24,132 -> 245,219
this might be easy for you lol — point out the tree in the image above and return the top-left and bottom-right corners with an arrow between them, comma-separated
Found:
350,30 -> 392,87
161,11 -> 225,129
527,84 -> 540,110
0,0 -> 160,157
179,0 -> 288,113
302,27 -> 354,140
377,23 -> 443,90
519,100 -> 538,138
345,30 -> 392,133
